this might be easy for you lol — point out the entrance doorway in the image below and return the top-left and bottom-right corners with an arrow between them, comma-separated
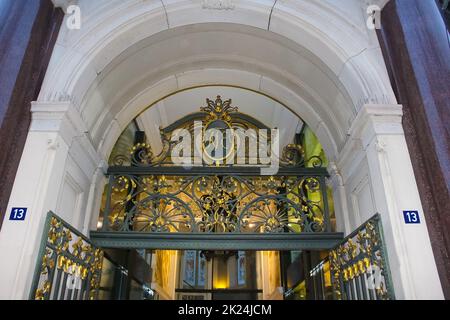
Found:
97,248 -> 333,301
29,91 -> 395,301
170,250 -> 332,301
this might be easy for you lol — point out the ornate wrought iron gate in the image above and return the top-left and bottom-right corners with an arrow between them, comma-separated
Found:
90,166 -> 344,250
30,212 -> 104,300
90,95 -> 343,250
329,214 -> 395,300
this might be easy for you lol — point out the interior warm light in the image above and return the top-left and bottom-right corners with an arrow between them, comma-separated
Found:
213,256 -> 229,289
96,220 -> 103,230
214,280 -> 228,289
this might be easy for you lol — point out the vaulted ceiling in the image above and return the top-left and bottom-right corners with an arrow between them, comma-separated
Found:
42,0 -> 396,162
135,86 -> 303,153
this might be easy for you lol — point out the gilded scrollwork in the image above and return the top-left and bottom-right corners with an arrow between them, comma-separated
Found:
201,95 -> 238,124
104,174 -> 328,233
109,96 -> 326,169
31,213 -> 104,300
112,131 -> 175,167
329,215 -> 394,300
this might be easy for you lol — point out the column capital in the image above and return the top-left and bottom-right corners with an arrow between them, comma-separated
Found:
327,162 -> 344,186
30,101 -> 88,139
349,104 -> 404,149
30,101 -> 102,179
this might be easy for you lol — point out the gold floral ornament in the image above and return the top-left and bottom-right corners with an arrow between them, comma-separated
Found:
108,175 -> 138,229
201,95 -> 238,124
280,144 -> 305,166
109,211 -> 126,229
32,213 -> 105,300
194,176 -> 215,194
89,249 -> 104,300
35,281 -> 51,300
71,238 -> 85,259
40,249 -> 55,275
142,175 -> 170,193
112,176 -> 136,197
240,196 -> 307,233
305,177 -> 320,192
329,216 -> 393,300
133,195 -> 196,233
48,217 -> 72,253
48,217 -> 62,244
261,176 -> 281,194
130,142 -> 153,165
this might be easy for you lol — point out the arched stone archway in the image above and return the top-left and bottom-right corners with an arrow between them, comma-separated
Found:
0,0 -> 443,300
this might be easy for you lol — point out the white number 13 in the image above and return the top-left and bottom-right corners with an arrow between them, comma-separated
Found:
12,209 -> 25,219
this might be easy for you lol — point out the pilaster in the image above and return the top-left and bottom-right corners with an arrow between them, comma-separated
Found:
0,102 -> 101,299
348,104 -> 443,299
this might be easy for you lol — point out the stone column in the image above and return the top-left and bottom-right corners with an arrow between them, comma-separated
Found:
0,102 -> 100,299
0,0 -> 63,229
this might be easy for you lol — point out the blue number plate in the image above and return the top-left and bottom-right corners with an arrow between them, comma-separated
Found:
403,210 -> 420,224
9,208 -> 27,221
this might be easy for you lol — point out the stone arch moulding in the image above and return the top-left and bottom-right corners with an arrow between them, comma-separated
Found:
40,0 -> 397,155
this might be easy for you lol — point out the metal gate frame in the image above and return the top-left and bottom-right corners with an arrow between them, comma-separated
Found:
29,212 -> 104,300
90,231 -> 344,251
329,214 -> 395,300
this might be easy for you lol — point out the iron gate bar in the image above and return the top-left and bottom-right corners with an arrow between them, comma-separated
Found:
107,166 -> 329,176
89,231 -> 344,250
30,212 -> 104,300
329,214 -> 395,300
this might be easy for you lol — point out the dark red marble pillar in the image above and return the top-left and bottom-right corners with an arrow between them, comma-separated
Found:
0,0 -> 63,228
378,0 -> 450,298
